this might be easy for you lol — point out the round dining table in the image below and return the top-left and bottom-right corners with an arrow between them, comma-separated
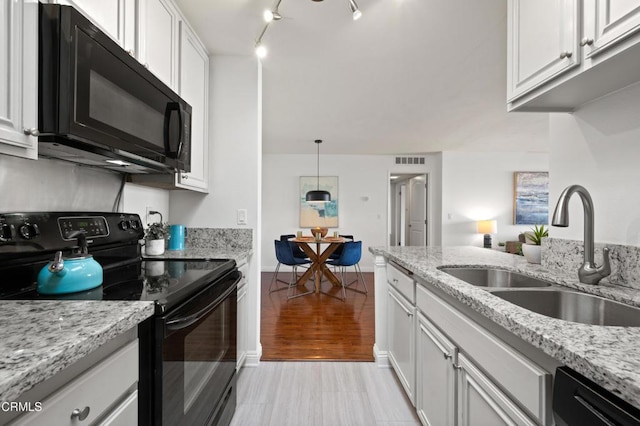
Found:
290,236 -> 346,294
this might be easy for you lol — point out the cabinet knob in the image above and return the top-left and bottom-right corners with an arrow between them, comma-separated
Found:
443,353 -> 452,360
144,63 -> 149,69
559,51 -> 573,59
182,174 -> 189,179
23,128 -> 39,137
580,38 -> 594,47
127,49 -> 134,56
71,406 -> 90,421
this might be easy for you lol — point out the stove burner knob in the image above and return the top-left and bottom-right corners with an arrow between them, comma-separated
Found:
0,224 -> 16,242
119,220 -> 130,230
129,219 -> 139,229
19,223 -> 40,240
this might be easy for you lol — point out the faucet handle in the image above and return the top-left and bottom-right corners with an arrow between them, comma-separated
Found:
597,247 -> 611,278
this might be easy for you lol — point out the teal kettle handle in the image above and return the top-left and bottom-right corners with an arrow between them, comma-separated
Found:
48,251 -> 65,274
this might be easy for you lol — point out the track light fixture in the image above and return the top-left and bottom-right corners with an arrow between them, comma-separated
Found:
255,0 -> 363,58
306,140 -> 331,203
349,0 -> 362,20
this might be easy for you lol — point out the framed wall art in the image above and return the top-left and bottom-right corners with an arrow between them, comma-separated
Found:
513,171 -> 549,225
300,176 -> 339,228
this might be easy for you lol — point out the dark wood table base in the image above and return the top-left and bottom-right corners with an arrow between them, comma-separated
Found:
294,240 -> 343,294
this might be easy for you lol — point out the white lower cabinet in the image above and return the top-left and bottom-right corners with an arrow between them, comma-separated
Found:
10,340 -> 139,426
457,353 -> 537,426
416,312 -> 456,426
383,261 -> 554,426
387,284 -> 415,404
236,258 -> 249,369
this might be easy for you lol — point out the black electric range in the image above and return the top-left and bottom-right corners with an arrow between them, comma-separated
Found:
0,212 -> 239,425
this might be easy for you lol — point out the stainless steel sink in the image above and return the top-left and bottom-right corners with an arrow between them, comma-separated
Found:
439,267 -> 552,288
491,289 -> 640,327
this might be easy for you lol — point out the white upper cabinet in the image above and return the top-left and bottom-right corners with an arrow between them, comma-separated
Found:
0,0 -> 38,160
507,0 -> 580,103
138,0 -> 179,89
176,22 -> 209,192
588,0 -> 640,58
507,0 -> 640,111
52,0 -> 136,53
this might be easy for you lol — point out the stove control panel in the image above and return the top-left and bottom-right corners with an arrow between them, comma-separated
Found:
58,216 -> 109,240
0,212 -> 144,253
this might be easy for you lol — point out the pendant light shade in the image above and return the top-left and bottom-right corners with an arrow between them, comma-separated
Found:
306,140 -> 331,203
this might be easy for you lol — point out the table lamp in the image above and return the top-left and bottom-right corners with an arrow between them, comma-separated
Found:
477,220 -> 497,248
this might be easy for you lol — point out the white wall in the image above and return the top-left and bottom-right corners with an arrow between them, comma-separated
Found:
0,155 -> 124,212
170,55 -> 263,365
262,154 -> 440,271
441,151 -> 549,247
549,82 -> 640,246
122,183 -> 170,224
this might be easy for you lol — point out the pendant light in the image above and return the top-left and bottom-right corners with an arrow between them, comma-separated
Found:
305,139 -> 331,203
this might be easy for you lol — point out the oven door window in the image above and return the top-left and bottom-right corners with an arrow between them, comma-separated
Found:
161,279 -> 237,425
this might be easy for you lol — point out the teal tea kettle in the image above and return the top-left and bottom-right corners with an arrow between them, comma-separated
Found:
37,232 -> 103,295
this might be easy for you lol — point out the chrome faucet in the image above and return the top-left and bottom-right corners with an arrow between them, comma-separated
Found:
551,185 -> 610,285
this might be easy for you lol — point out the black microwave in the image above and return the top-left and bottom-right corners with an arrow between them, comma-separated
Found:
38,4 -> 191,174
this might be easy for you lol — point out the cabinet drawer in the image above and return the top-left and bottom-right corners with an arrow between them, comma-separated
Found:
416,285 -> 551,423
12,340 -> 139,426
387,262 -> 415,303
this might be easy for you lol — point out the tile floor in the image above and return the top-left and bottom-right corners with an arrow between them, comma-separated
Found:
230,362 -> 420,426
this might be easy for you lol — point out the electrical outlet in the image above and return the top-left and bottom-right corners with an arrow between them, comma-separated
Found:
145,207 -> 154,225
237,209 -> 247,225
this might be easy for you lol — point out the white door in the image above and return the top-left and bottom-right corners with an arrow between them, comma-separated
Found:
408,176 -> 427,246
399,184 -> 407,246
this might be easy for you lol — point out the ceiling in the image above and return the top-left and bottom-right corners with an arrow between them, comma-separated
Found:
174,0 -> 549,155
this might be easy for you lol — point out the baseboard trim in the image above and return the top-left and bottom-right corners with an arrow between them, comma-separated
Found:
243,347 -> 262,367
374,343 -> 390,368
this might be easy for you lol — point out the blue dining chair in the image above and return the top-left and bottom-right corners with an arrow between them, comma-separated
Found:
325,241 -> 367,300
329,234 -> 354,261
269,239 -> 314,299
280,234 -> 308,260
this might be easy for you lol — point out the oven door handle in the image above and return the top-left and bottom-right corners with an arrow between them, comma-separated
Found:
165,280 -> 238,331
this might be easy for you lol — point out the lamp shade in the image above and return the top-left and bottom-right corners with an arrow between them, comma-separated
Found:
477,220 -> 497,234
306,190 -> 331,202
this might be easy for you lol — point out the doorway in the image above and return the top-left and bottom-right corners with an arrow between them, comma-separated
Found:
389,174 -> 428,246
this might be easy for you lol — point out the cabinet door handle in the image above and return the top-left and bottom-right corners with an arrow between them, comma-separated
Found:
182,174 -> 189,179
453,364 -> 462,370
23,128 -> 39,137
559,51 -> 573,59
443,353 -> 452,360
71,406 -> 90,421
580,38 -> 594,47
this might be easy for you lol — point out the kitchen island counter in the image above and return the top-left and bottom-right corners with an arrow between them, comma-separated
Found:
0,300 -> 154,402
370,245 -> 640,410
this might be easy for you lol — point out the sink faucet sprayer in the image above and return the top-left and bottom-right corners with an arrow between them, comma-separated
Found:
551,185 -> 610,285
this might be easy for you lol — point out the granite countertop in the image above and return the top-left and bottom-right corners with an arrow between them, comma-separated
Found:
143,247 -> 252,264
0,301 -> 154,402
370,245 -> 640,409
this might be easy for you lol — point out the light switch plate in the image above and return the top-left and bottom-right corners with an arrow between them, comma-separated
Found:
237,209 -> 247,225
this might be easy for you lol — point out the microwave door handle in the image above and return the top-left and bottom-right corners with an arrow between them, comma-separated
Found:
163,102 -> 180,158
165,279 -> 239,332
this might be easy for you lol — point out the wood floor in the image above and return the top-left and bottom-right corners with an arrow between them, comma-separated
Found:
230,362 -> 420,426
260,271 -> 375,361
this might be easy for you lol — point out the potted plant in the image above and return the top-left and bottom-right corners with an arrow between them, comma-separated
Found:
522,224 -> 548,264
145,222 -> 169,256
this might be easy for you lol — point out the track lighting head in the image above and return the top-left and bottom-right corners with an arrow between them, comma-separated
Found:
349,0 -> 362,20
263,9 -> 282,22
255,43 -> 267,58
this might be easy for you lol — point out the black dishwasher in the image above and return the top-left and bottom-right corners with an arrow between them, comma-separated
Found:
553,367 -> 640,426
